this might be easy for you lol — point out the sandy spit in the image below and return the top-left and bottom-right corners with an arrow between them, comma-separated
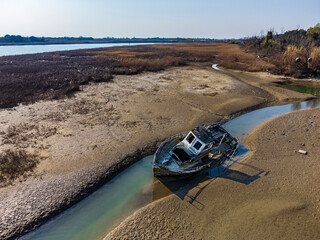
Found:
0,63 -> 313,239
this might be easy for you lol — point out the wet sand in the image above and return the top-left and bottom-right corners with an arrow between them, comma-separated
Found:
105,108 -> 320,240
0,63 -> 314,239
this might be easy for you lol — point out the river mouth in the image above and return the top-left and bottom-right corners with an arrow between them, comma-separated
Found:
21,98 -> 320,240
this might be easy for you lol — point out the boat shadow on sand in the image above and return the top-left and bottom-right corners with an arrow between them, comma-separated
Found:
153,160 -> 268,211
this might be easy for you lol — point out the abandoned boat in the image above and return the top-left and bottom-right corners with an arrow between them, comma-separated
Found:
153,123 -> 239,177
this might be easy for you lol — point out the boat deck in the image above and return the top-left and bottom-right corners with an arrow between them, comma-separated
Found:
153,125 -> 239,177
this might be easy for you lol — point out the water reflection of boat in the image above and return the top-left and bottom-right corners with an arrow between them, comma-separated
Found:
153,124 -> 239,177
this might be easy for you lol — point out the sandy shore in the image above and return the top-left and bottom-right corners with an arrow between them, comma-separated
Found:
105,108 -> 320,240
0,63 -> 314,239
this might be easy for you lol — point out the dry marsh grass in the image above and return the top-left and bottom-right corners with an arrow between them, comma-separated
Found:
0,52 -> 115,108
0,42 -> 274,109
1,123 -> 57,147
281,45 -> 319,77
243,26 -> 320,77
95,43 -> 274,73
282,46 -> 309,66
0,149 -> 39,187
310,47 -> 320,72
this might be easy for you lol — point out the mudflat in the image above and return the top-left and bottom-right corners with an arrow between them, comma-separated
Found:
105,108 -> 320,240
0,63 -> 314,239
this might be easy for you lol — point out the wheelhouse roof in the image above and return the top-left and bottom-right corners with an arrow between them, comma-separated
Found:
191,126 -> 224,144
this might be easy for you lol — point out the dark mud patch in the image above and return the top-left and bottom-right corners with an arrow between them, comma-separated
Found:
0,150 -> 39,187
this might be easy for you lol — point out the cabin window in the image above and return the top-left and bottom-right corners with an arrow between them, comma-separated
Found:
186,133 -> 195,144
193,141 -> 203,151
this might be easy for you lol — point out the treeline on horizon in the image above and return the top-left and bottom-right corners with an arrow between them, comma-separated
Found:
0,35 -> 215,44
238,23 -> 320,77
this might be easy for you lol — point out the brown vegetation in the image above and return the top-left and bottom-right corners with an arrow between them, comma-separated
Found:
242,24 -> 320,77
0,51 -> 115,108
1,123 -> 57,148
0,25 -> 319,109
0,149 -> 39,187
96,43 -> 273,72
281,45 -> 308,76
281,45 -> 320,77
310,47 -> 320,72
0,43 -> 272,109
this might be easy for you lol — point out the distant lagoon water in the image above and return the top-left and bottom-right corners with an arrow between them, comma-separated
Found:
0,42 -> 156,57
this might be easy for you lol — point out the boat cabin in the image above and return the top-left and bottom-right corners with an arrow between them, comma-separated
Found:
169,126 -> 220,163
182,131 -> 207,154
153,123 -> 238,177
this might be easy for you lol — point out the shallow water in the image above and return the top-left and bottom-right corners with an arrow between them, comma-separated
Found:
283,84 -> 320,96
21,156 -> 154,240
211,64 -> 223,71
0,43 -> 155,57
21,99 -> 320,240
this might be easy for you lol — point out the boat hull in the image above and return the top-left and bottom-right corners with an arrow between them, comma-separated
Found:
152,123 -> 238,177
152,163 -> 202,177
152,157 -> 226,177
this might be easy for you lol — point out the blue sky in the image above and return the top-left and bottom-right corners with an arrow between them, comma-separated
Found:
0,0 -> 319,38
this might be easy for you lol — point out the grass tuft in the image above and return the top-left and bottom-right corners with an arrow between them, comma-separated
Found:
0,149 -> 39,187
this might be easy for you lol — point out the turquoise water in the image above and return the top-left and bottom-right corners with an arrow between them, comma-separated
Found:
21,99 -> 320,240
0,43 -> 155,57
21,156 -> 154,240
223,99 -> 320,138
